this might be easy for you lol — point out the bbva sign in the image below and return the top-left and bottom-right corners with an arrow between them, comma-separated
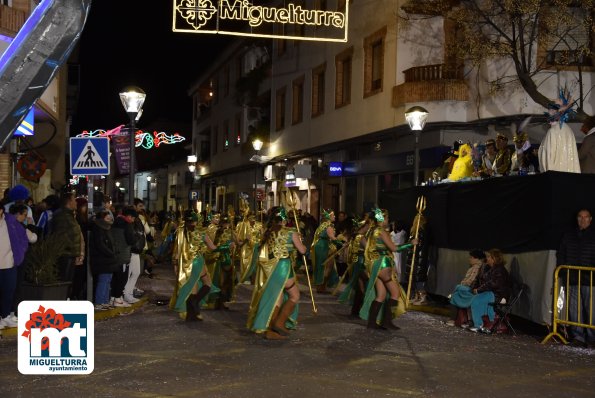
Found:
173,0 -> 348,42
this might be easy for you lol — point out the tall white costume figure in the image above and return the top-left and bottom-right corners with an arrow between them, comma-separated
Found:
538,90 -> 580,173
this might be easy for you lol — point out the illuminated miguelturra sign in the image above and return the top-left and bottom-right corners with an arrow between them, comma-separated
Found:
173,0 -> 348,42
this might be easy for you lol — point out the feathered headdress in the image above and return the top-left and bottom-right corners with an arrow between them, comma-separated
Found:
322,208 -> 334,219
373,208 -> 385,223
545,88 -> 576,127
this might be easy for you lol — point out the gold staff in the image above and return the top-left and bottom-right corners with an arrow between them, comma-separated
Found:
405,195 -> 426,308
285,190 -> 318,314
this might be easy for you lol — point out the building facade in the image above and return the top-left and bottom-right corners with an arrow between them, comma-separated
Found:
189,0 -> 594,217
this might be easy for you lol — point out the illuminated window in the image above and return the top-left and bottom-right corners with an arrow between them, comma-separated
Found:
364,27 -> 386,97
312,63 -> 326,117
335,46 -> 353,108
275,87 -> 286,131
292,75 -> 304,125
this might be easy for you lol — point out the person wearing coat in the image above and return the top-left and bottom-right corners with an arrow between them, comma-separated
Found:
90,211 -> 120,310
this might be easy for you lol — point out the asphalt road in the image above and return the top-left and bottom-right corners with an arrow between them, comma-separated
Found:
1,266 -> 594,398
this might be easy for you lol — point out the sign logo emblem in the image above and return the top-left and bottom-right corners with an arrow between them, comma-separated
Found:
176,0 -> 217,30
18,301 -> 94,375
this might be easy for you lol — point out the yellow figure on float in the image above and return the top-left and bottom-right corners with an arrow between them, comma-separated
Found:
448,143 -> 473,181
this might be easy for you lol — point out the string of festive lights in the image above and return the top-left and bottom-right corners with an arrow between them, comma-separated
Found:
76,125 -> 186,149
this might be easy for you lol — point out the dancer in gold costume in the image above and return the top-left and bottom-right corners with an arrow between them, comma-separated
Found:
170,211 -> 218,321
360,209 -> 416,330
247,206 -> 307,340
311,209 -> 340,293
203,211 -> 234,309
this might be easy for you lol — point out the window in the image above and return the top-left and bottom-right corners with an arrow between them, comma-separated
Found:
335,47 -> 353,108
292,76 -> 304,125
312,63 -> 326,117
543,7 -> 594,67
212,126 -> 218,155
235,113 -> 242,145
223,120 -> 229,151
275,87 -> 286,131
364,27 -> 386,97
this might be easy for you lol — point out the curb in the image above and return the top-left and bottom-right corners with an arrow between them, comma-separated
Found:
0,297 -> 149,339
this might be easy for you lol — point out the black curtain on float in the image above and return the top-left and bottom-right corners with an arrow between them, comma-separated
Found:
380,171 -> 595,254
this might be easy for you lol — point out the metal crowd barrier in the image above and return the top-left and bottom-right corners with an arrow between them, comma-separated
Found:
541,265 -> 594,345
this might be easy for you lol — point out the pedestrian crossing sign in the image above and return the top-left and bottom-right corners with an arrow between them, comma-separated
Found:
70,137 -> 110,175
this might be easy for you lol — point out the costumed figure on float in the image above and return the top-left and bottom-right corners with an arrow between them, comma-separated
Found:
247,206 -> 307,340
448,143 -> 474,181
359,209 -> 415,330
538,88 -> 581,173
311,209 -> 341,293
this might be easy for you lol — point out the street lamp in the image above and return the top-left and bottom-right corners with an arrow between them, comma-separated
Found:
187,155 -> 197,173
146,175 -> 152,211
119,86 -> 146,203
405,106 -> 429,186
251,137 -> 263,210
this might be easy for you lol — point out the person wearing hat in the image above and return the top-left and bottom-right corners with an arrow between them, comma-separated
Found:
578,116 -> 595,174
446,250 -> 487,327
4,185 -> 33,225
512,131 -> 540,174
493,133 -> 512,175
475,139 -> 497,177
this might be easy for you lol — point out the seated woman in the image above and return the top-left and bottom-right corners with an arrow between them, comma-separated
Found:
469,248 -> 511,333
447,249 -> 486,327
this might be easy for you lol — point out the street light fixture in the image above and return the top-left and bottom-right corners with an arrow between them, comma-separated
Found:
187,155 -> 197,173
405,106 -> 429,186
146,175 -> 152,211
251,137 -> 263,210
119,86 -> 146,203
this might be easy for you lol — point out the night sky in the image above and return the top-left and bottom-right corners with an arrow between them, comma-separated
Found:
71,0 -> 231,135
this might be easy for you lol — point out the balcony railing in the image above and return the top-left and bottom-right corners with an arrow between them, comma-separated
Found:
0,5 -> 26,36
403,63 -> 464,82
392,63 -> 468,107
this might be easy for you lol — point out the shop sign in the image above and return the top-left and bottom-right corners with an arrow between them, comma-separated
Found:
328,162 -> 343,177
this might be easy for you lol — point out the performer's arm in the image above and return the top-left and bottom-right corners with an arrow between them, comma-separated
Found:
292,232 -> 307,255
204,233 -> 217,251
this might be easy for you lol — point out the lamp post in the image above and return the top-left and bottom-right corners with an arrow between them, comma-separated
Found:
251,138 -> 263,210
146,176 -> 152,211
187,154 -> 198,208
119,86 -> 146,203
405,106 -> 429,186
